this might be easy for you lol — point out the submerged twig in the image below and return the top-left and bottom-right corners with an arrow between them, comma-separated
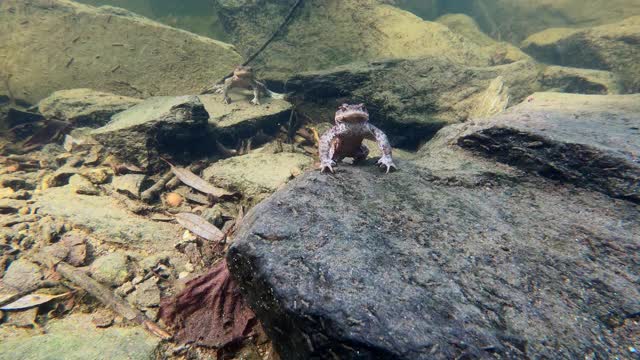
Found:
32,252 -> 171,340
141,170 -> 174,202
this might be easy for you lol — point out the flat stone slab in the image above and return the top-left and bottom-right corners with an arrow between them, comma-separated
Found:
0,314 -> 159,360
34,186 -> 179,250
202,151 -> 313,202
199,93 -> 291,129
198,93 -> 292,146
228,93 -> 640,358
458,92 -> 640,202
37,88 -> 142,127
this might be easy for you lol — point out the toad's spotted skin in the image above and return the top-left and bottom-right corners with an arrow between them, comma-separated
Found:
319,103 -> 396,173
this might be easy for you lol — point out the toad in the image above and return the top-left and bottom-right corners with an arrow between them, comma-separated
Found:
218,65 -> 283,105
319,103 -> 396,173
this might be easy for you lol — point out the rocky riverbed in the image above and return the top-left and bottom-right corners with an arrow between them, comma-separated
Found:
1,1 -> 639,359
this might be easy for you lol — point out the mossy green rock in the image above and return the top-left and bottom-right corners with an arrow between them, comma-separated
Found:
0,0 -> 242,104
217,0 -> 498,80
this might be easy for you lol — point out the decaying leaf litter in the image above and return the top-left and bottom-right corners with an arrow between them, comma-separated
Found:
0,0 -> 313,357
2,113 -> 280,358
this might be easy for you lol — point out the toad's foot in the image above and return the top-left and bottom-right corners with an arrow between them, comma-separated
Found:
251,97 -> 261,105
320,160 -> 337,173
377,156 -> 397,174
223,96 -> 231,104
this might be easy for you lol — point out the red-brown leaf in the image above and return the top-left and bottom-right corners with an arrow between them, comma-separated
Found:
159,260 -> 256,348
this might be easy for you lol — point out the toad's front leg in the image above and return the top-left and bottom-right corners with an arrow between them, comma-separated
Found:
367,124 -> 396,173
250,84 -> 261,105
319,125 -> 346,173
222,78 -> 233,104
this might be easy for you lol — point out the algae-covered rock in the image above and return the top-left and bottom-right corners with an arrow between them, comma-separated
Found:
433,0 -> 640,44
0,0 -> 242,104
436,13 -> 530,65
37,89 -> 142,127
111,174 -> 147,199
92,96 -> 209,170
127,277 -> 160,308
521,16 -> 640,92
0,313 -> 159,360
34,186 -> 180,250
75,0 -> 229,41
540,66 -> 622,95
90,252 -> 131,287
216,0 -> 501,80
288,57 -> 542,147
202,151 -> 313,202
68,174 -> 100,195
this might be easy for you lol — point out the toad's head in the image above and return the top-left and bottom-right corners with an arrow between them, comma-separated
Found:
232,65 -> 254,79
335,103 -> 369,124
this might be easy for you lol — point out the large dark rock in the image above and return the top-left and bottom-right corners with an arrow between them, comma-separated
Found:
228,93 -> 639,359
92,95 -> 209,170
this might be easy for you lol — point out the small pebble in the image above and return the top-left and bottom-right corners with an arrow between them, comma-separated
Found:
92,310 -> 115,328
290,166 -> 303,177
165,192 -> 183,207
